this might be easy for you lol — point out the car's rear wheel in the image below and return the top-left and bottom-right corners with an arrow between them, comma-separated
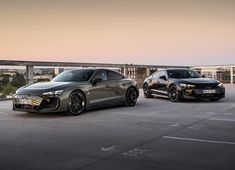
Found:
67,91 -> 86,115
125,87 -> 138,106
143,83 -> 153,98
168,84 -> 180,102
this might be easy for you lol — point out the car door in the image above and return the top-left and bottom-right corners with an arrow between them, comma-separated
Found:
148,71 -> 161,94
158,70 -> 169,96
106,70 -> 124,102
88,70 -> 113,105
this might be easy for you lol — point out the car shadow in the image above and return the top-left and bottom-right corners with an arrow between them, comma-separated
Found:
149,96 -> 226,104
13,111 -> 67,119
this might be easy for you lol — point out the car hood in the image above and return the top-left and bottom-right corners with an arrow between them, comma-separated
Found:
16,81 -> 82,95
172,78 -> 219,84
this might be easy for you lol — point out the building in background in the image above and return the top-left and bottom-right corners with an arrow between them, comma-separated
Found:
192,65 -> 235,84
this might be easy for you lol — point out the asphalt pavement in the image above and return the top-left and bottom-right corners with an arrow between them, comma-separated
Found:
0,85 -> 235,170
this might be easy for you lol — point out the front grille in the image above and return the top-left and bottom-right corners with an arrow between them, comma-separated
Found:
14,98 -> 42,106
194,84 -> 218,89
15,104 -> 39,111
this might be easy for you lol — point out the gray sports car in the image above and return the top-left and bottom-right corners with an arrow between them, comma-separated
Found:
13,68 -> 139,115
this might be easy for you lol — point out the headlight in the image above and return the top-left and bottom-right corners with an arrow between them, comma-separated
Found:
180,83 -> 195,89
218,83 -> 223,87
42,90 -> 64,97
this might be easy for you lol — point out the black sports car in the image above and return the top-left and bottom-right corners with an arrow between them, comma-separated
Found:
143,68 -> 225,102
13,68 -> 139,115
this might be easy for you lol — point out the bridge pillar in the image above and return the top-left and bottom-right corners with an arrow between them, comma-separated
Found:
230,67 -> 234,84
146,68 -> 150,77
26,65 -> 34,84
122,66 -> 128,76
54,68 -> 59,75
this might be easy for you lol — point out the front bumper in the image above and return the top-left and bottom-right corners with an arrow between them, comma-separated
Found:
13,95 -> 60,112
181,87 -> 225,100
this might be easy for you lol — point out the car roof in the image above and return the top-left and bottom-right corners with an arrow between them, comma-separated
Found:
158,68 -> 191,71
65,68 -> 117,71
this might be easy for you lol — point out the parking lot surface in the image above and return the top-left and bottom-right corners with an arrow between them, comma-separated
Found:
0,85 -> 235,170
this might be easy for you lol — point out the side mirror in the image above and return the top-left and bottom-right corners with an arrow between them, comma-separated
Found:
201,75 -> 206,78
92,78 -> 103,85
159,75 -> 167,81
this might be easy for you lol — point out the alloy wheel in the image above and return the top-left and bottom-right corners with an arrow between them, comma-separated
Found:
168,85 -> 179,102
143,84 -> 152,98
126,87 -> 138,106
67,91 -> 86,115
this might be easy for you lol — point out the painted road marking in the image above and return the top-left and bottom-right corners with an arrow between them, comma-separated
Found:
169,124 -> 180,127
163,136 -> 235,145
123,148 -> 148,157
206,112 -> 217,115
223,112 -> 233,116
101,146 -> 116,151
188,124 -> 203,130
209,118 -> 235,122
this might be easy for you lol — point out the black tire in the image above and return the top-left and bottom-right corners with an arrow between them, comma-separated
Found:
13,104 -> 15,110
125,87 -> 138,107
67,90 -> 86,116
143,83 -> 153,98
168,84 -> 180,102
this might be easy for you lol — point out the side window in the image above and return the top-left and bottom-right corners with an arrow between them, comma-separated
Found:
107,70 -> 123,81
160,71 -> 167,77
93,70 -> 107,81
152,71 -> 160,78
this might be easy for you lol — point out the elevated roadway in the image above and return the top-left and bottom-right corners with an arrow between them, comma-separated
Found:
0,60 -> 189,84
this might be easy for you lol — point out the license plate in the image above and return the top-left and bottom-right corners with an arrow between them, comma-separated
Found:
18,99 -> 32,105
203,89 -> 216,94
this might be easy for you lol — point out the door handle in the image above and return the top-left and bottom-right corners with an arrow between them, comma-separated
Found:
121,83 -> 126,86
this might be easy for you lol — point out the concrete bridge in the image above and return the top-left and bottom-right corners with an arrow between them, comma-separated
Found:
0,60 -> 234,85
0,60 -> 188,85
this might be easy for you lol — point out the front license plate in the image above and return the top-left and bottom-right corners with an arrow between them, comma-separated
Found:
203,89 -> 216,94
18,99 -> 32,105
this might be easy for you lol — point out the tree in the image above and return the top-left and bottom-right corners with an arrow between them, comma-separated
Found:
11,73 -> 25,88
1,83 -> 16,97
2,75 -> 10,86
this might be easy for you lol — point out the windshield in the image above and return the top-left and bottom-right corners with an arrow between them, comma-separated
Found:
52,70 -> 95,82
167,70 -> 201,79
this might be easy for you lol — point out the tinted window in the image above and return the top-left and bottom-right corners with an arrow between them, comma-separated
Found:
160,71 -> 167,77
52,70 -> 94,82
152,71 -> 161,78
167,70 -> 201,79
92,70 -> 107,81
107,70 -> 123,80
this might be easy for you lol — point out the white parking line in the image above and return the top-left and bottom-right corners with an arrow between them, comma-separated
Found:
169,124 -> 180,127
209,118 -> 235,122
223,112 -> 233,116
206,112 -> 217,115
188,124 -> 203,130
163,136 -> 235,145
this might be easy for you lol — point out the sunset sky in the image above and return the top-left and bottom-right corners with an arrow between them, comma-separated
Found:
0,0 -> 234,66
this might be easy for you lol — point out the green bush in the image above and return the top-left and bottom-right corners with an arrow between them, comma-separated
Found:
1,83 -> 17,97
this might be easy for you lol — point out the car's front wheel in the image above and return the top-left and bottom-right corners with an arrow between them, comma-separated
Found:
67,91 -> 86,116
143,83 -> 153,98
168,84 -> 180,102
125,87 -> 138,106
